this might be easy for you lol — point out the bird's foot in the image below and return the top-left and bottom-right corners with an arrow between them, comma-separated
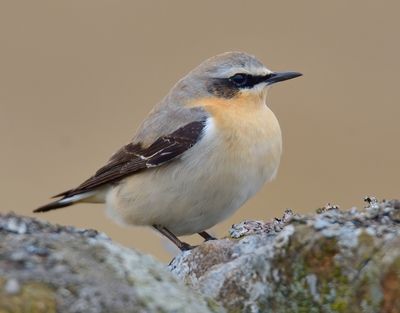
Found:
179,242 -> 197,251
198,231 -> 217,242
153,224 -> 197,251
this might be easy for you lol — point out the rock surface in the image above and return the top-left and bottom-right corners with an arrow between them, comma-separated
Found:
170,198 -> 400,313
1,198 -> 399,313
0,213 -> 221,313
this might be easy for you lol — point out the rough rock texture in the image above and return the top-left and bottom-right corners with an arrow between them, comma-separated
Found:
0,214 -> 222,313
170,198 -> 400,313
1,198 -> 399,313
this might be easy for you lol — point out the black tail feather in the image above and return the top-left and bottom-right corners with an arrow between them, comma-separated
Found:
34,198 -> 73,213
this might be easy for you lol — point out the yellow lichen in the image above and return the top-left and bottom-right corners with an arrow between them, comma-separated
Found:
0,278 -> 56,313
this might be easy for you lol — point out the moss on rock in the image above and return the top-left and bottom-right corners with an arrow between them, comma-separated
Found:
170,198 -> 400,313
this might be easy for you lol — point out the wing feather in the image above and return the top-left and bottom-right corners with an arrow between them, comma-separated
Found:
54,120 -> 206,198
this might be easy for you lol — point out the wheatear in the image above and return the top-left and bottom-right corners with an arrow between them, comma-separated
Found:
35,52 -> 301,250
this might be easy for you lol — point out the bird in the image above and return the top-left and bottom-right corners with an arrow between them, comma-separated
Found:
34,52 -> 302,251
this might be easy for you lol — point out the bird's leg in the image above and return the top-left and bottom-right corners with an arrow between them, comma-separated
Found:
152,225 -> 195,251
198,231 -> 217,241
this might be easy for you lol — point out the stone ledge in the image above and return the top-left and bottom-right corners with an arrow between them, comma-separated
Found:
170,198 -> 400,313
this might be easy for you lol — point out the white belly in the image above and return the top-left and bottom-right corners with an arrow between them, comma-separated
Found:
106,112 -> 282,236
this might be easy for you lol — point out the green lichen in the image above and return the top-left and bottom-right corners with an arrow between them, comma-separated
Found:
205,297 -> 224,313
171,199 -> 400,313
270,229 -> 398,313
267,225 -> 359,313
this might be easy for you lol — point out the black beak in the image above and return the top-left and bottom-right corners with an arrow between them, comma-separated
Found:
265,71 -> 302,85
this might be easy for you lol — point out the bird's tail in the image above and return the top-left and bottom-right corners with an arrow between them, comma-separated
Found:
34,192 -> 97,213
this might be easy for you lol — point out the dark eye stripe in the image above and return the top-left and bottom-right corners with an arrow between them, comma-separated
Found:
207,73 -> 272,99
230,73 -> 272,88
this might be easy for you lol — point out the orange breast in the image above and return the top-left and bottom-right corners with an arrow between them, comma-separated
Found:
189,93 -> 282,154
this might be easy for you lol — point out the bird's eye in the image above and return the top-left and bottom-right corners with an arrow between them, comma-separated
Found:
229,74 -> 249,87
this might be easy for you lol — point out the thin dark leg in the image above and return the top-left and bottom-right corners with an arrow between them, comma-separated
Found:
198,231 -> 217,241
153,225 -> 195,251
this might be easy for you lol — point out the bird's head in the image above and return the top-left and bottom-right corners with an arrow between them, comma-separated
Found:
175,52 -> 302,105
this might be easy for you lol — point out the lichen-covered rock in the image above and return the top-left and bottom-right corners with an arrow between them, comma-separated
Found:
0,213 -> 222,313
169,198 -> 400,313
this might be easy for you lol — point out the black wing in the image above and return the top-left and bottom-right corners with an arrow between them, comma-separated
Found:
54,120 -> 206,198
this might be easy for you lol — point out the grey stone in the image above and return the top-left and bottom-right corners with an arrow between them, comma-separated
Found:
0,213 -> 222,313
170,198 -> 400,313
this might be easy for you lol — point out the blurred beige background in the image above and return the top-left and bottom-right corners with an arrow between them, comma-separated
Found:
1,1 -> 399,261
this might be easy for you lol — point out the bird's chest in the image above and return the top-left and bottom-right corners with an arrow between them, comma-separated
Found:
213,117 -> 281,193
186,103 -> 282,202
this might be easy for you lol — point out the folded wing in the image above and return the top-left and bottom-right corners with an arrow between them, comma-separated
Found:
54,119 -> 206,199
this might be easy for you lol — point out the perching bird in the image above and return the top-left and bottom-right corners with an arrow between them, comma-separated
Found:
35,52 -> 301,250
